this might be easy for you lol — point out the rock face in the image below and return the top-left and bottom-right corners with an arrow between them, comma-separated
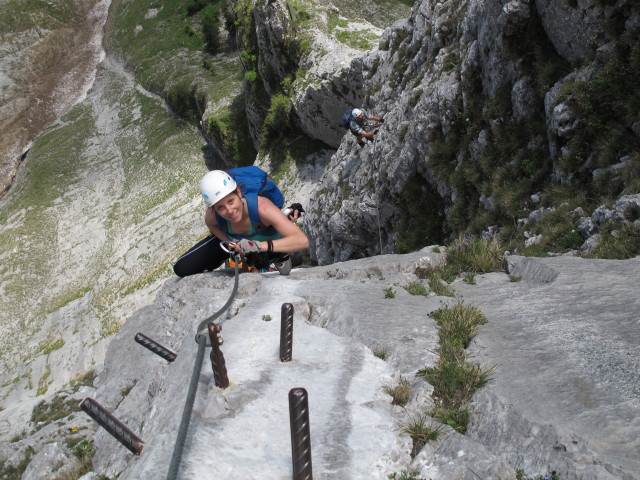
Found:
249,0 -> 384,149
89,251 -> 445,478
1,0 -> 639,475
0,0 -> 109,199
8,252 -> 634,479
456,255 -> 640,479
278,0 -> 639,265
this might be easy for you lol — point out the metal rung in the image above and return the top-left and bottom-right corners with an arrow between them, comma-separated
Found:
289,388 -> 313,479
280,303 -> 294,362
135,333 -> 177,362
81,397 -> 144,455
208,322 -> 229,389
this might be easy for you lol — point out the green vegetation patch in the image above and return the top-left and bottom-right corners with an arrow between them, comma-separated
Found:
445,234 -> 505,273
417,301 -> 491,434
333,0 -> 412,29
40,338 -> 65,355
336,30 -> 379,50
557,30 -> 640,181
583,221 -> 640,260
327,10 -> 348,34
402,281 -> 429,296
204,98 -> 257,168
411,235 -> 504,298
47,285 -> 92,314
261,93 -> 294,145
69,369 -> 97,391
0,0 -> 77,34
36,364 -> 52,396
264,135 -> 331,183
388,470 -> 426,480
507,207 -> 585,257
0,446 -> 35,480
108,0 -> 244,126
31,394 -> 80,426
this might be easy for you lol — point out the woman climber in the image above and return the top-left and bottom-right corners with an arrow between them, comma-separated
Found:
173,169 -> 308,277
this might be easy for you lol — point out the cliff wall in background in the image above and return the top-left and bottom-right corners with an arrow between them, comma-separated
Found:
276,0 -> 640,263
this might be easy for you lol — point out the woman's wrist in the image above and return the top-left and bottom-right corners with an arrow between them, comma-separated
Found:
260,240 -> 274,253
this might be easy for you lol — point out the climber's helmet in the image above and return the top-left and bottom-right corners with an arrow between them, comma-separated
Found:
352,108 -> 363,119
200,170 -> 237,207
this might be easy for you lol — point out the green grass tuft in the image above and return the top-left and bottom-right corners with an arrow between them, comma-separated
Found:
445,235 -> 505,274
383,376 -> 412,406
583,222 -> 640,259
31,395 -> 81,427
417,301 -> 492,434
403,280 -> 430,296
400,413 -> 444,458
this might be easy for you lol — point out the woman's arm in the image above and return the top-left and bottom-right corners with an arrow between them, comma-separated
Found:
256,196 -> 309,253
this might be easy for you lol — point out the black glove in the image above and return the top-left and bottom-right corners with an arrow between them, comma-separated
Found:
289,203 -> 305,213
379,117 -> 385,123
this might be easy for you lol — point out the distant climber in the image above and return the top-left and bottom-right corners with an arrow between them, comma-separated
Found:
173,168 -> 308,277
342,108 -> 384,147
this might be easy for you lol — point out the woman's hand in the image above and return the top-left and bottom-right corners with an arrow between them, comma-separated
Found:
235,238 -> 262,254
257,197 -> 309,252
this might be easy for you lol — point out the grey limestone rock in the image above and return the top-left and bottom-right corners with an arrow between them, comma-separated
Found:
299,0 -> 634,265
21,442 -> 81,480
456,255 -> 640,478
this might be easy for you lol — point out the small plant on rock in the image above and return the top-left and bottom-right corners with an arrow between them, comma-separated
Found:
400,413 -> 443,458
428,277 -> 455,297
373,347 -> 388,360
403,281 -> 429,296
383,376 -> 412,406
445,235 -> 505,274
388,469 -> 426,480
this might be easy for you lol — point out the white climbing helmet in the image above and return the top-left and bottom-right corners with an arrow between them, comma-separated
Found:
200,170 -> 237,207
352,108 -> 363,118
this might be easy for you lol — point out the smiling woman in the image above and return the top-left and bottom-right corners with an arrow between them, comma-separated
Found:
173,167 -> 308,277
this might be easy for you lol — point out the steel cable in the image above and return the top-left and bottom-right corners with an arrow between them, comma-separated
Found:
166,258 -> 241,480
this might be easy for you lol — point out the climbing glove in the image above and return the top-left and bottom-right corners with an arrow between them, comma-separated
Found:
235,238 -> 261,254
289,203 -> 305,214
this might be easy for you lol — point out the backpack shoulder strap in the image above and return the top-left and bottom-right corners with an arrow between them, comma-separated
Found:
244,193 -> 261,225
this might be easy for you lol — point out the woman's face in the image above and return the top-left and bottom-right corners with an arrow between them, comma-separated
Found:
213,190 -> 244,223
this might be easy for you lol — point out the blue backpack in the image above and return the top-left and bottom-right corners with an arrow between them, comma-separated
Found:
341,109 -> 353,130
216,166 -> 285,228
